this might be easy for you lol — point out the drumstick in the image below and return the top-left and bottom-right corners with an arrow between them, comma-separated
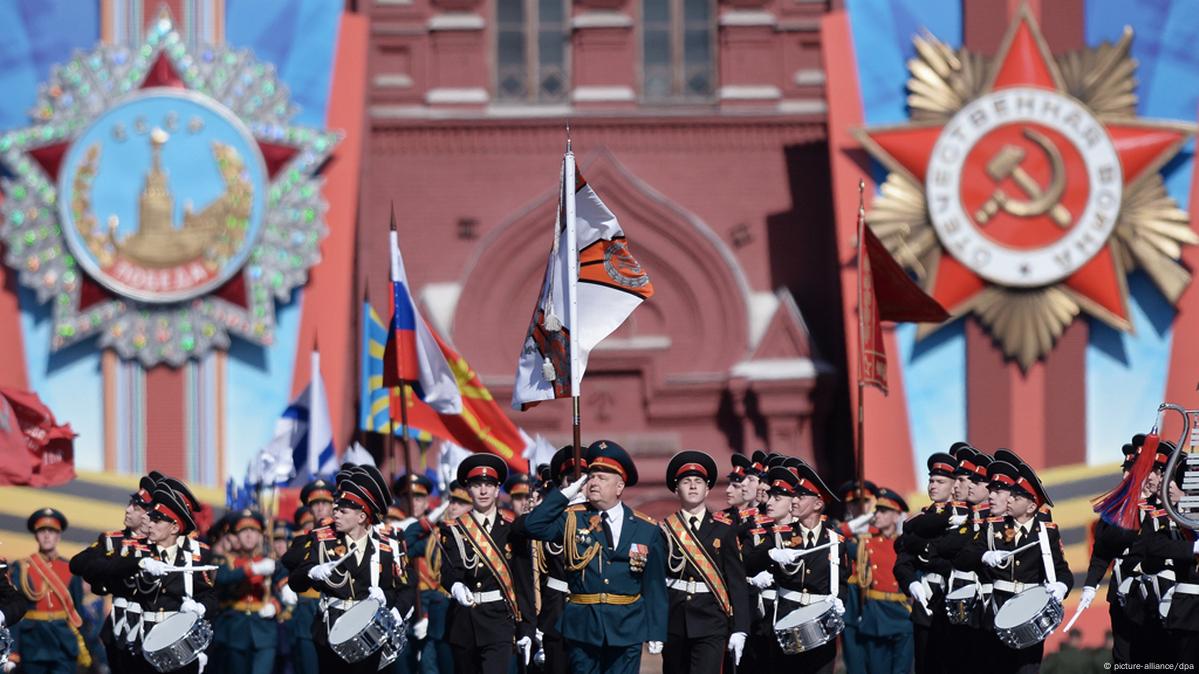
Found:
999,541 -> 1040,557
1062,603 -> 1087,632
161,565 -> 220,573
791,541 -> 835,557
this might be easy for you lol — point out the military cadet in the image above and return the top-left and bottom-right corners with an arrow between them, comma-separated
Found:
505,473 -> 534,516
659,450 -> 751,673
439,454 -> 536,674
280,478 -> 337,674
835,479 -> 877,674
394,473 -> 434,521
955,457 -> 1071,673
6,509 -> 90,674
523,440 -> 668,674
523,446 -> 587,674
294,505 -> 316,533
934,448 -> 993,663
721,455 -> 762,533
895,451 -> 959,674
291,464 -> 417,673
0,559 -> 26,670
745,461 -> 848,673
849,488 -> 913,674
214,509 -> 279,674
402,482 -> 462,674
68,473 -> 157,674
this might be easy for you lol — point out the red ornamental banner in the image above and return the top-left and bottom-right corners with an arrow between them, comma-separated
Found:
859,237 -> 888,394
0,387 -> 76,487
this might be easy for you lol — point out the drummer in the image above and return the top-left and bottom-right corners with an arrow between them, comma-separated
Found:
0,556 -> 26,633
214,509 -> 279,674
660,450 -> 751,673
955,456 -> 1071,673
291,464 -> 416,674
847,488 -> 912,674
744,460 -> 848,673
7,508 -> 91,674
440,454 -> 536,674
280,478 -> 337,674
131,483 -> 218,674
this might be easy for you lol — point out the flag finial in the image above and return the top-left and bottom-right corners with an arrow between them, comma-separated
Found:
389,201 -> 397,232
565,123 -> 572,152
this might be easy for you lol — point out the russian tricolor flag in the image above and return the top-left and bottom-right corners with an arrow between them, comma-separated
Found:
383,208 -> 463,414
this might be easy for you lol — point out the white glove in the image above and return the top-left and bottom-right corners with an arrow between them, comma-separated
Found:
307,560 -> 338,582
139,558 -> 172,577
368,586 -> 387,604
647,641 -> 663,655
1193,541 -> 1199,555
1050,582 -> 1068,602
180,598 -> 206,617
427,500 -> 450,524
279,585 -> 299,607
196,652 -> 208,674
749,570 -> 775,589
258,602 -> 277,619
451,582 -> 476,607
768,547 -> 803,565
517,636 -> 533,665
982,550 -> 1008,568
413,616 -> 429,640
848,512 -> 873,535
833,598 -> 846,615
0,610 -> 5,628
2,662 -> 15,673
727,631 -> 746,665
250,558 -> 275,576
1078,585 -> 1097,610
560,474 -> 589,501
947,513 -> 968,528
908,581 -> 930,613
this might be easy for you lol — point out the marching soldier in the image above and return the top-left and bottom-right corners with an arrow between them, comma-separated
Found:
214,509 -> 279,674
722,455 -> 757,526
505,473 -> 534,517
955,457 -> 1071,674
934,448 -> 993,663
895,451 -> 958,674
0,558 -> 26,663
835,479 -> 877,674
849,488 -> 913,674
440,454 -> 536,674
290,464 -> 416,674
280,478 -> 337,674
68,473 -> 157,674
744,461 -> 848,673
523,440 -> 668,674
401,481 -> 462,674
7,509 -> 90,674
660,450 -> 750,673
395,473 -> 434,521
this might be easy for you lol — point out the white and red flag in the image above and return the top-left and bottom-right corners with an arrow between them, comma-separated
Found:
512,151 -> 654,409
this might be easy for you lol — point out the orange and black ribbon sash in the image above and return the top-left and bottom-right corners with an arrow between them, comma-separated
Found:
663,514 -> 732,616
27,554 -> 83,628
455,515 -> 521,621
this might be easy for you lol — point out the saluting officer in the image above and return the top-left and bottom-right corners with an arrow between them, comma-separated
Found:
290,464 -> 417,674
744,461 -> 848,673
214,509 -> 279,674
523,440 -> 668,674
955,456 -> 1071,674
848,488 -> 913,674
8,509 -> 90,674
660,450 -> 751,673
68,473 -> 157,674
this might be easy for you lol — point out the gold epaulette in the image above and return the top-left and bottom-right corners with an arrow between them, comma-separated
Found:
633,510 -> 656,525
739,507 -> 759,519
566,504 -> 587,512
712,511 -> 733,525
1042,521 -> 1058,529
500,510 -> 515,523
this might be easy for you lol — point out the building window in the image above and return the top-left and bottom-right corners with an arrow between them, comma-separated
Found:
496,0 -> 568,102
642,0 -> 714,101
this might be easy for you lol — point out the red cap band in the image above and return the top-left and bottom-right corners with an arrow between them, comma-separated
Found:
676,462 -> 708,479
771,479 -> 796,494
306,489 -> 333,504
340,491 -> 373,514
153,503 -> 184,530
931,462 -> 955,474
876,497 -> 902,511
32,516 -> 61,531
591,457 -> 627,481
467,466 -> 498,481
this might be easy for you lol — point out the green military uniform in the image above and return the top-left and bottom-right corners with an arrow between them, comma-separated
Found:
9,509 -> 89,674
214,510 -> 278,674
522,441 -> 667,674
280,480 -> 334,674
845,489 -> 912,674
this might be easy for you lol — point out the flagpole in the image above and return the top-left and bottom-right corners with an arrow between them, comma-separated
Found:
564,129 -> 583,478
855,179 -> 867,493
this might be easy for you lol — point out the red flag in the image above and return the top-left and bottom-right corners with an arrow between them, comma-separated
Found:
0,387 -> 76,487
857,212 -> 948,395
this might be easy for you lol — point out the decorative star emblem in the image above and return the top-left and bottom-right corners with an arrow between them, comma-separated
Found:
0,13 -> 338,366
855,8 -> 1195,367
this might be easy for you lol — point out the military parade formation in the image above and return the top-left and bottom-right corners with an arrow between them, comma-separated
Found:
0,435 -> 1196,673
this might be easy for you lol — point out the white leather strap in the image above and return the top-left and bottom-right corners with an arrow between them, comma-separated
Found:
667,578 -> 711,594
1037,523 -> 1056,586
1172,582 -> 1199,595
546,577 -> 569,593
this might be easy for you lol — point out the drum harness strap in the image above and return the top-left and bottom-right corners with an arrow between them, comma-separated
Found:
985,521 -> 1055,600
104,535 -> 130,640
769,527 -> 838,627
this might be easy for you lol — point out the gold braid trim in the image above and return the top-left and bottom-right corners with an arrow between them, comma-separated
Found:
18,560 -> 49,603
856,537 -> 873,590
564,511 -> 601,573
71,622 -> 92,668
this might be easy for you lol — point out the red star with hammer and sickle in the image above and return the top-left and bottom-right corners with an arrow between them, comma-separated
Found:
858,13 -> 1192,329
24,53 -> 301,313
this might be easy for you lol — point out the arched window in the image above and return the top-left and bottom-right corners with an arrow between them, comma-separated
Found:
642,0 -> 714,101
496,0 -> 569,102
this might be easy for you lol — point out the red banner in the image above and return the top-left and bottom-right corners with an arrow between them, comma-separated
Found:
859,235 -> 888,394
0,387 -> 76,487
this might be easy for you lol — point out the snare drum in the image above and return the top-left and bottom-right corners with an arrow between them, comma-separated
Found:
142,612 -> 213,672
773,600 -> 845,655
945,585 -> 979,626
0,626 -> 12,666
328,598 -> 406,666
993,586 -> 1062,650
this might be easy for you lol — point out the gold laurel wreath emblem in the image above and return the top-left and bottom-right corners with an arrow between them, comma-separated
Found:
865,28 -> 1197,368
